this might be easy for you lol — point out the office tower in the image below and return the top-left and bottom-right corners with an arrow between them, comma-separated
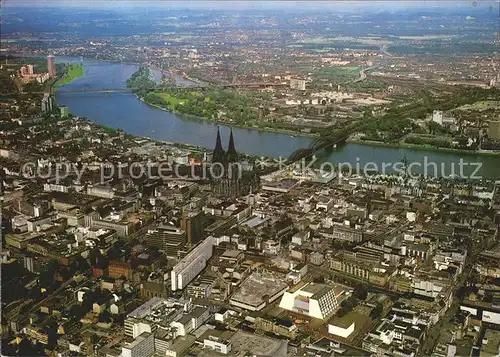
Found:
27,64 -> 34,75
47,55 -> 56,77
145,225 -> 187,259
180,211 -> 206,247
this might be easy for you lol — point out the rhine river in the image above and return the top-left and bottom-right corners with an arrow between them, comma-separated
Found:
55,57 -> 500,179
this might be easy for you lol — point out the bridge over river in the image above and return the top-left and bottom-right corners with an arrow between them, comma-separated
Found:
287,121 -> 366,163
0,82 -> 289,96
50,82 -> 287,94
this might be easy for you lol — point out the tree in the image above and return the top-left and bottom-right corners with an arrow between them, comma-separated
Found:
98,311 -> 111,323
337,306 -> 348,317
353,284 -> 368,301
68,304 -> 85,320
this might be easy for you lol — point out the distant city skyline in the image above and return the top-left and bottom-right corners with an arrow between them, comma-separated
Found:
4,0 -> 498,11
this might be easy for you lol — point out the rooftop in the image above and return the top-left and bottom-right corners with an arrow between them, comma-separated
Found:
230,272 -> 288,309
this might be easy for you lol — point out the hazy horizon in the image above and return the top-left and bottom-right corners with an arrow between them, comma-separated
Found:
4,0 -> 498,12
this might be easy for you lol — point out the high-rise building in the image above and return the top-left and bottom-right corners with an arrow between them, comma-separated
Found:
47,55 -> 56,77
290,78 -> 306,91
180,211 -> 206,247
145,225 -> 187,259
488,121 -> 500,141
431,110 -> 443,125
27,65 -> 34,75
24,256 -> 34,272
19,66 -> 28,77
60,105 -> 69,118
41,95 -> 54,113
171,236 -> 214,291
41,99 -> 49,113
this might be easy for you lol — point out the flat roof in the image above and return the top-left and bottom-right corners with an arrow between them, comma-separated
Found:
230,331 -> 287,356
328,311 -> 370,337
123,332 -> 151,349
193,331 -> 287,357
302,283 -> 330,297
221,249 -> 243,259
262,179 -> 298,189
230,272 -> 287,308
294,282 -> 348,300
243,216 -> 267,228
197,329 -> 235,343
127,297 -> 166,318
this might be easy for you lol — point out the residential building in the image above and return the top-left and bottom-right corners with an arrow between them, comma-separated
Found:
47,55 -> 56,77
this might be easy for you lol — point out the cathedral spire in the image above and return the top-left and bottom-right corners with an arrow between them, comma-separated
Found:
212,127 -> 226,163
227,128 -> 238,163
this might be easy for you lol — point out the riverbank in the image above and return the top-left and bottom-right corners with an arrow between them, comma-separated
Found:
347,137 -> 500,156
148,65 -> 207,86
93,117 -> 263,161
56,63 -> 84,86
138,95 -> 318,139
54,56 -> 500,179
126,66 -> 317,139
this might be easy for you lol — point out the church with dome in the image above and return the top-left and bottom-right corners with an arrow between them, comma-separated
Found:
210,128 -> 260,199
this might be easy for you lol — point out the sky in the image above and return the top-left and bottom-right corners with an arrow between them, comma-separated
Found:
4,0 -> 497,10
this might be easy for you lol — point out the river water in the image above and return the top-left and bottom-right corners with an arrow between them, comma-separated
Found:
55,57 -> 500,179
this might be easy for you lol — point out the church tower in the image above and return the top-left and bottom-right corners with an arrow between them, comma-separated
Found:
209,130 -> 260,199
212,127 -> 226,164
226,129 -> 239,163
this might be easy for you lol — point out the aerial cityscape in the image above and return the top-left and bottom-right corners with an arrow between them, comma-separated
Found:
1,1 -> 500,356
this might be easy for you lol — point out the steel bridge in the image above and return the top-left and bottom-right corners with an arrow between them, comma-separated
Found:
47,82 -> 287,94
1,82 -> 288,96
287,122 -> 364,163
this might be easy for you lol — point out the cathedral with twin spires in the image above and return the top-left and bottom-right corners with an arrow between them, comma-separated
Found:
210,128 -> 260,199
